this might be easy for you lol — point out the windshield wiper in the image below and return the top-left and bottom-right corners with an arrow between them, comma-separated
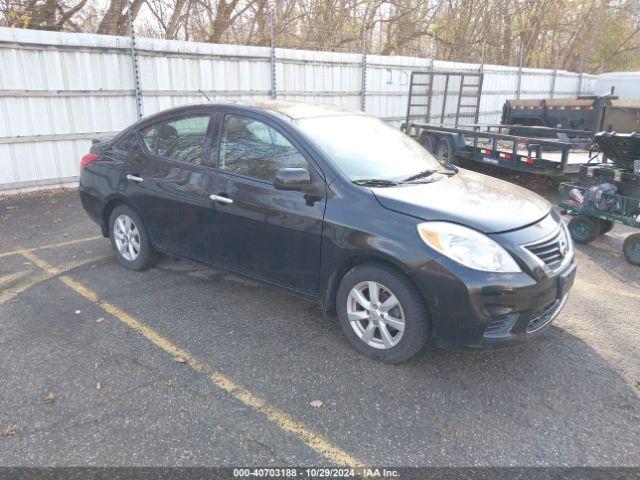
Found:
352,179 -> 400,187
403,167 -> 456,182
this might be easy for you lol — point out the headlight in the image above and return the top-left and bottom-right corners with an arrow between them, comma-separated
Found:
417,222 -> 521,273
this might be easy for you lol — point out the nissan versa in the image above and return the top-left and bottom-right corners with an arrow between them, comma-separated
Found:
79,101 -> 576,363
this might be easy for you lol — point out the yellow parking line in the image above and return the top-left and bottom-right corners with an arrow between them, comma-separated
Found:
0,235 -> 103,259
0,255 -> 109,305
0,271 -> 51,305
0,270 -> 29,288
19,249 -> 364,467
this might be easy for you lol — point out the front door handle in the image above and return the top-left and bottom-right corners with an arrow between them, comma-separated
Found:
209,194 -> 233,205
126,174 -> 144,183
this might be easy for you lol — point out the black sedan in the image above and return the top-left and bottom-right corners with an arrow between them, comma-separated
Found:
79,101 -> 576,363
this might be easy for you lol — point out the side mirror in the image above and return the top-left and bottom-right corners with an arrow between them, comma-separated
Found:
273,167 -> 312,191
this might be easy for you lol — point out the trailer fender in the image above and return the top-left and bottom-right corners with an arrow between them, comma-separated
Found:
449,132 -> 467,151
422,131 -> 465,149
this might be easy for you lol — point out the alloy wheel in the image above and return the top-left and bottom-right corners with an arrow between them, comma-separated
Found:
113,214 -> 141,261
346,281 -> 405,349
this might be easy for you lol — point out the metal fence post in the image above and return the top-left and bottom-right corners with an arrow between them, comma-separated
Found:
429,32 -> 435,71
269,3 -> 276,100
550,52 -> 558,99
127,0 -> 143,119
360,17 -> 367,111
516,38 -> 524,99
577,55 -> 584,96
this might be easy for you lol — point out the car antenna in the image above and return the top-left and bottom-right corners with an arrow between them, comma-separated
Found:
198,89 -> 211,102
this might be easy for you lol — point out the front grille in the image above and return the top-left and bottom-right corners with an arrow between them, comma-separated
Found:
525,228 -> 567,271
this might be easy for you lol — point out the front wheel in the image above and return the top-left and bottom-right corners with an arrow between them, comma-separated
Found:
568,215 -> 599,244
336,263 -> 430,363
623,233 -> 640,266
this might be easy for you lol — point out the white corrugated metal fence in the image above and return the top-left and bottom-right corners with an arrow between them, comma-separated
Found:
0,27 -> 596,194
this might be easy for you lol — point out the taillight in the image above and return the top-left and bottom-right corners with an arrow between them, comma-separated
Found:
80,153 -> 100,169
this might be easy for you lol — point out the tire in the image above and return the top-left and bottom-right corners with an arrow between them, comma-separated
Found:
109,204 -> 157,271
568,215 -> 600,244
623,233 -> 640,266
598,219 -> 614,235
419,133 -> 436,154
336,263 -> 430,363
435,137 -> 456,165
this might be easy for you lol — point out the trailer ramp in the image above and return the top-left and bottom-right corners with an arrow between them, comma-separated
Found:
405,70 -> 483,129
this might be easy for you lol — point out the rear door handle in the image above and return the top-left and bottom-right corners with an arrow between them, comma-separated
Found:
126,174 -> 143,183
209,194 -> 233,205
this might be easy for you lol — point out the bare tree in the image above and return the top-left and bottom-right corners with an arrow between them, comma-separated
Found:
96,0 -> 145,35
2,0 -> 88,30
2,0 -> 639,72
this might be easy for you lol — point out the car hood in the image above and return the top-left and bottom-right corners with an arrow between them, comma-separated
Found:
372,169 -> 551,233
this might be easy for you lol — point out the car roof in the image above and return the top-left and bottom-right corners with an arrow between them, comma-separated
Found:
232,100 -> 366,120
138,100 -> 365,125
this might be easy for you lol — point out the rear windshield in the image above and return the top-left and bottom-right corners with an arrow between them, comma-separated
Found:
296,115 -> 441,182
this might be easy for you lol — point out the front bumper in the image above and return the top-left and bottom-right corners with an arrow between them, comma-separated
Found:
408,211 -> 577,350
410,259 -> 576,349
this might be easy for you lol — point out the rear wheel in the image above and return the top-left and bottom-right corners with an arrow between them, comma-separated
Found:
109,205 -> 157,271
336,263 -> 430,363
435,137 -> 456,165
623,233 -> 640,266
598,219 -> 614,235
568,215 -> 599,244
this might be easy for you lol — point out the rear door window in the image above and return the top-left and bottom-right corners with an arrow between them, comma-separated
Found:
155,115 -> 212,165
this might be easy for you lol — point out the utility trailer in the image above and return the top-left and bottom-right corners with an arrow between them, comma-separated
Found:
407,123 -> 599,175
403,70 -> 602,176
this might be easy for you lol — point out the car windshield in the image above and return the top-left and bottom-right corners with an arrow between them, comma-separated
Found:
296,114 -> 443,183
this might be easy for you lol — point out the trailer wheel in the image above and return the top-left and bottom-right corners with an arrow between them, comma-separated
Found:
435,137 -> 456,165
623,233 -> 640,266
568,215 -> 599,244
598,219 -> 614,235
418,133 -> 436,154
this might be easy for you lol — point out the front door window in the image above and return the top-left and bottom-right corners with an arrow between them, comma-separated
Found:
219,115 -> 308,181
